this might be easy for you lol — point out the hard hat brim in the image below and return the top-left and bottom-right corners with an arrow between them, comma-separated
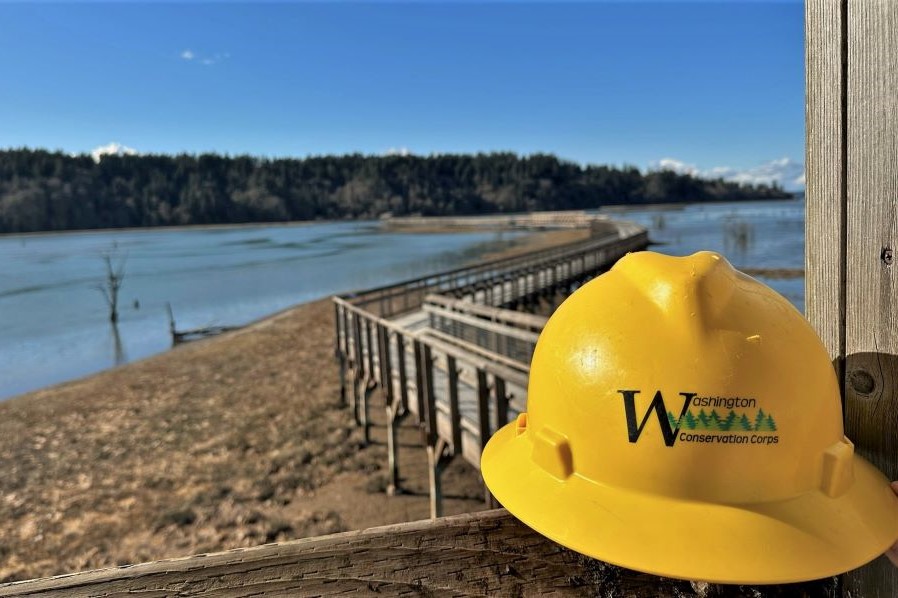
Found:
481,422 -> 898,584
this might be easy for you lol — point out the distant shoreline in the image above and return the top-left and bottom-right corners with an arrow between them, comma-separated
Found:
597,194 -> 800,212
0,218 -> 330,240
0,195 -> 800,239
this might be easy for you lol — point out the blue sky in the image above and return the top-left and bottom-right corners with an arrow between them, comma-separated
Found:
0,1 -> 805,189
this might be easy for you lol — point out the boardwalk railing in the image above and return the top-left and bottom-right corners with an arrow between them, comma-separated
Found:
340,220 -> 642,317
423,296 -> 544,368
384,209 -> 610,230
334,219 -> 648,516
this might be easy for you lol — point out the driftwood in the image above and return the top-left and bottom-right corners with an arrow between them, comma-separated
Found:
167,302 -> 240,345
0,510 -> 838,597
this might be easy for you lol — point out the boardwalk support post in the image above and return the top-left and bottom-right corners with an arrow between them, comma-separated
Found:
334,302 -> 347,407
427,438 -> 453,519
385,400 -> 405,496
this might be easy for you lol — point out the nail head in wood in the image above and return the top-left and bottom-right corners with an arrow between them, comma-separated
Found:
848,369 -> 876,396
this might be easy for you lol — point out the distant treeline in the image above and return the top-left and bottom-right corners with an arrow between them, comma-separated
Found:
0,149 -> 791,233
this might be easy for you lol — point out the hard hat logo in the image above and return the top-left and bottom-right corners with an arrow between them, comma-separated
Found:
620,389 -> 780,447
618,389 -> 693,447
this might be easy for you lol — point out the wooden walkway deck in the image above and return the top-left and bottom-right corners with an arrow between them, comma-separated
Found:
333,219 -> 649,516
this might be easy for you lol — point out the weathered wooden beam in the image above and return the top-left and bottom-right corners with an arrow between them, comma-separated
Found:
843,0 -> 898,595
807,0 -> 898,595
0,510 -> 839,597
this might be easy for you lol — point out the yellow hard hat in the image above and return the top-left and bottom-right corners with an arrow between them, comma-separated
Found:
481,250 -> 898,584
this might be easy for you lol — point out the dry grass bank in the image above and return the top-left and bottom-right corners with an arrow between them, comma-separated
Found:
0,228 -> 586,583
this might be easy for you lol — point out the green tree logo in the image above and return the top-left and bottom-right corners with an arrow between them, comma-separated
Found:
664,407 -> 777,435
697,409 -> 711,429
722,410 -> 737,431
755,413 -> 777,432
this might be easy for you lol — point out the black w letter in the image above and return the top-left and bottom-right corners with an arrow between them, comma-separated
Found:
618,390 -> 694,447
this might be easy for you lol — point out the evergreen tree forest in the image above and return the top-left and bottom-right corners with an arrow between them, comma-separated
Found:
0,149 -> 792,234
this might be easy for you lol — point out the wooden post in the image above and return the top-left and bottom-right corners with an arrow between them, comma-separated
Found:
334,302 -> 347,407
376,324 -> 393,406
413,340 -> 426,423
422,345 -> 437,447
350,311 -> 364,425
396,332 -> 409,414
807,1 -> 898,595
477,369 -> 497,507
420,345 -> 453,518
446,356 -> 462,453
358,379 -> 371,446
494,376 -> 509,430
378,323 -> 405,494
427,438 -> 451,519
364,318 -> 376,387
386,389 -> 408,498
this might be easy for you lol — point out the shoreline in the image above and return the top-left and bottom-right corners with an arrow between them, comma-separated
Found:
0,219 -> 343,240
0,227 -> 587,583
0,196 -> 801,239
596,194 -> 800,213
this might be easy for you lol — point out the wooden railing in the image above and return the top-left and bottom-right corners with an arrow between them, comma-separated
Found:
0,510 -> 837,597
339,221 -> 645,317
384,209 -> 610,230
423,297 -> 544,367
334,220 -> 648,516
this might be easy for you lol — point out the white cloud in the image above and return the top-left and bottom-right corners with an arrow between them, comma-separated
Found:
385,147 -> 413,157
655,157 -> 699,176
91,142 -> 138,163
180,50 -> 228,66
651,156 -> 805,191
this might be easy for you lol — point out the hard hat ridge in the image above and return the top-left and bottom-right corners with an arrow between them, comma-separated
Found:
612,250 -> 740,339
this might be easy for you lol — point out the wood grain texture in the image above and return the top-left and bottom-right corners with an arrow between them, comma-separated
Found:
844,1 -> 898,595
805,0 -> 846,372
0,510 -> 838,598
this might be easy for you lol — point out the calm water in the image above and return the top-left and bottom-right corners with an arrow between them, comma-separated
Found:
0,198 -> 804,400
0,223 -> 525,399
598,198 -> 805,308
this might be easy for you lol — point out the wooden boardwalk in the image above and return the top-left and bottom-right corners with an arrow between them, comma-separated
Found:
333,219 -> 648,516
